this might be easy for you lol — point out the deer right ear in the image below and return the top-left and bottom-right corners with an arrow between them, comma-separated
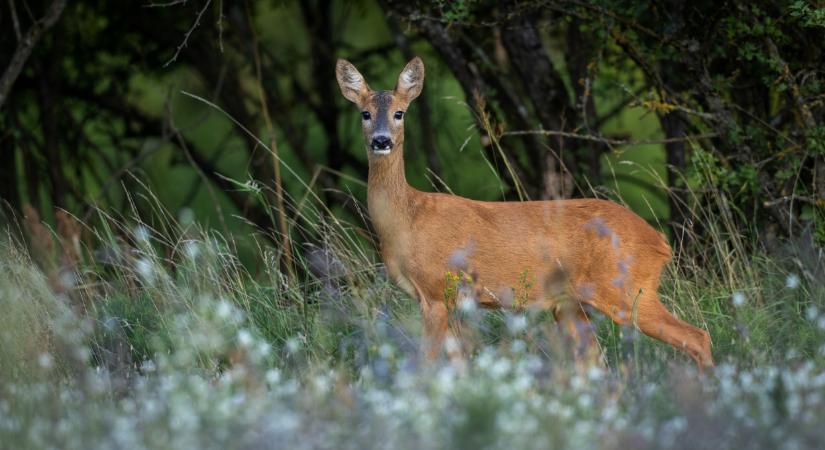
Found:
336,59 -> 370,104
395,57 -> 425,102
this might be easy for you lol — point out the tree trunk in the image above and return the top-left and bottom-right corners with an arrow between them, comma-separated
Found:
660,111 -> 688,249
499,5 -> 575,198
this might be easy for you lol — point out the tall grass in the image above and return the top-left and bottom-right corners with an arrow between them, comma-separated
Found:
1,162 -> 824,449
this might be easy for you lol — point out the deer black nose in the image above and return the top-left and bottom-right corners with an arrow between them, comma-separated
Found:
371,135 -> 393,151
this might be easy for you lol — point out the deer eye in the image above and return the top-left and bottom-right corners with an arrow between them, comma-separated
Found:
361,111 -> 371,121
394,111 -> 404,120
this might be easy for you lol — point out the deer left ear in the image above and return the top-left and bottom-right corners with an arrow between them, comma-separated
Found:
395,57 -> 425,102
336,59 -> 370,104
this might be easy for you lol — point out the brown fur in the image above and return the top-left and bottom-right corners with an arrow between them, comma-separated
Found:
336,57 -> 713,368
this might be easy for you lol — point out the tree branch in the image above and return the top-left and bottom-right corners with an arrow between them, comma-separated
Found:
0,0 -> 67,110
501,130 -> 718,147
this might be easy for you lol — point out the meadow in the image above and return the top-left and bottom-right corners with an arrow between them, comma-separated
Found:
2,175 -> 824,450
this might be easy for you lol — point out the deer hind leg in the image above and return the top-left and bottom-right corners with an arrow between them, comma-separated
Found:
634,293 -> 714,369
553,304 -> 601,365
580,279 -> 713,369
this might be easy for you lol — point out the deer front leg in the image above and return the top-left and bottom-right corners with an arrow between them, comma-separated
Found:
420,298 -> 449,360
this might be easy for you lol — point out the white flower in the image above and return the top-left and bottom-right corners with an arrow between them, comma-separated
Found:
458,297 -> 477,313
732,292 -> 745,307
184,241 -> 200,260
140,360 -> 156,372
237,329 -> 254,347
807,306 -> 819,322
312,374 -> 331,393
489,357 -> 512,378
216,300 -> 233,319
265,369 -> 281,384
444,336 -> 460,354
256,341 -> 271,358
243,180 -> 262,194
379,343 -> 394,359
133,225 -> 150,243
785,274 -> 800,289
587,365 -> 604,382
507,314 -> 528,335
286,336 -> 301,354
511,339 -> 526,354
38,353 -> 53,370
135,258 -> 154,282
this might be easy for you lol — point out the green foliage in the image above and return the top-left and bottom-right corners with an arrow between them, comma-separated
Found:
789,1 -> 825,28
434,0 -> 473,23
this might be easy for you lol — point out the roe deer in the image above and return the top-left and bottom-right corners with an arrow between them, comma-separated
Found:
336,57 -> 714,368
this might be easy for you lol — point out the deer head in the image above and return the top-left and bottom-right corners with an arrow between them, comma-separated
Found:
336,57 -> 424,157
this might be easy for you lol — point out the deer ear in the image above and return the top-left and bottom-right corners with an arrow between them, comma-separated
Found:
395,57 -> 425,102
336,59 -> 370,104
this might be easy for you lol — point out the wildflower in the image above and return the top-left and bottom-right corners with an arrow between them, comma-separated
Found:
379,343 -> 394,359
216,299 -> 233,320
184,241 -> 200,260
458,297 -> 477,313
806,306 -> 819,322
817,316 -> 825,331
587,365 -> 604,382
265,369 -> 281,385
37,353 -> 53,370
133,224 -> 150,243
243,179 -> 262,194
135,258 -> 155,283
237,329 -> 254,347
489,357 -> 512,378
444,335 -> 460,354
256,341 -> 271,358
312,374 -> 331,393
507,314 -> 528,335
732,292 -> 745,307
785,273 -> 800,289
286,336 -> 302,354
140,360 -> 156,373
511,339 -> 526,354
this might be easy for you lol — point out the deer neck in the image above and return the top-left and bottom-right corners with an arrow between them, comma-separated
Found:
367,144 -> 412,244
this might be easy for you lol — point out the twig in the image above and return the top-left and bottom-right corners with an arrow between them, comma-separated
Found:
0,0 -> 67,110
143,0 -> 188,7
7,0 -> 22,40
763,195 -> 818,207
501,130 -> 718,146
163,0 -> 211,67
216,0 -> 224,52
